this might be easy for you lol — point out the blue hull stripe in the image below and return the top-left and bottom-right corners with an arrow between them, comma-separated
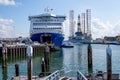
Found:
30,33 -> 64,46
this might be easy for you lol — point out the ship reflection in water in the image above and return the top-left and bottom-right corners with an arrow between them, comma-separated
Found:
0,44 -> 120,79
62,44 -> 88,76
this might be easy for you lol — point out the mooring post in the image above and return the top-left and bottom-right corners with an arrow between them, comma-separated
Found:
2,43 -> 7,68
27,44 -> 33,80
15,64 -> 19,76
106,44 -> 112,80
2,66 -> 7,80
88,43 -> 93,73
41,57 -> 46,76
44,43 -> 50,73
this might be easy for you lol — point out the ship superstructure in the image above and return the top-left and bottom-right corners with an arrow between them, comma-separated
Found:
28,9 -> 66,46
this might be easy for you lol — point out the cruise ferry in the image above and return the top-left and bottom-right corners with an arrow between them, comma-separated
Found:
28,9 -> 66,47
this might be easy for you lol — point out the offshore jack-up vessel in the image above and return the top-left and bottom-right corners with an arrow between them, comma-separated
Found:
28,8 -> 66,47
69,9 -> 92,43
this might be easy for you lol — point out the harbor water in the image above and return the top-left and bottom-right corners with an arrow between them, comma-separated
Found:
0,44 -> 120,80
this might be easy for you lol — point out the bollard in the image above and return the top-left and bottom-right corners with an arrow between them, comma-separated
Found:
87,44 -> 93,73
15,64 -> 19,76
106,44 -> 112,80
27,44 -> 33,80
41,58 -> 46,76
2,43 -> 7,68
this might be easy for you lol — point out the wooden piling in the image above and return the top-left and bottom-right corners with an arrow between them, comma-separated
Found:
8,48 -> 12,60
0,47 -> 2,57
24,46 -> 26,58
10,47 -> 13,60
87,44 -> 93,73
41,58 -> 46,76
15,64 -> 19,76
20,47 -> 22,55
12,48 -> 15,58
15,47 -> 17,59
106,45 -> 112,80
27,44 -> 33,80
2,66 -> 7,80
23,46 -> 25,58
2,44 -> 7,68
27,57 -> 32,80
15,47 -> 19,59
44,44 -> 50,72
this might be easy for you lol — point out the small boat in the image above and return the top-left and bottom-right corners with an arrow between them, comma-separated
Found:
61,41 -> 74,48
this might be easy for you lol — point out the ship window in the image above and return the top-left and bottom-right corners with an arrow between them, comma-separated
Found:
33,23 -> 62,26
33,27 -> 61,30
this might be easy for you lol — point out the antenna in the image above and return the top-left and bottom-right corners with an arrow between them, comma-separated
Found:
44,7 -> 53,13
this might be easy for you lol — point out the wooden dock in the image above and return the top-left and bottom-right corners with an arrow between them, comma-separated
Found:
0,44 -> 45,58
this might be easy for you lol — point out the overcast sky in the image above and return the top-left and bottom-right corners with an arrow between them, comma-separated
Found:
0,0 -> 120,39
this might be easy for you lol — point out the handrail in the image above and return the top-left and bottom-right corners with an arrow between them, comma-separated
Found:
44,70 -> 88,80
44,70 -> 60,80
77,70 -> 87,80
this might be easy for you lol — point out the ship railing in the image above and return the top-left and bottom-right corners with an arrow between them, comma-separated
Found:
77,70 -> 87,80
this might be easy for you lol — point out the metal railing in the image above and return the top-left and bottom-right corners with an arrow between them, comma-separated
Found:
44,70 -> 60,80
44,70 -> 88,80
77,70 -> 87,80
